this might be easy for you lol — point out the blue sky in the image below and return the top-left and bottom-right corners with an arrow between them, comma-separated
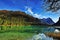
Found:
0,0 -> 59,23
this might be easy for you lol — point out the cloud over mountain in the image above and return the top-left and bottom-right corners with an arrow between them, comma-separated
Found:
25,6 -> 41,18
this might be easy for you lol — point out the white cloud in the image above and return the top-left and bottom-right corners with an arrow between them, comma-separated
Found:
25,6 -> 49,19
42,16 -> 48,18
33,14 -> 41,18
52,18 -> 59,23
25,6 -> 33,15
27,8 -> 34,14
25,6 -> 59,23
25,6 -> 41,18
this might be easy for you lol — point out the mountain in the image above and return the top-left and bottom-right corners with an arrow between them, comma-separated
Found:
53,17 -> 60,26
0,10 -> 41,26
41,18 -> 55,25
0,10 -> 55,26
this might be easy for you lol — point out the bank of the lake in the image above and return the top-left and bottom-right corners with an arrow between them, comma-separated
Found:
0,32 -> 35,40
0,25 -> 59,40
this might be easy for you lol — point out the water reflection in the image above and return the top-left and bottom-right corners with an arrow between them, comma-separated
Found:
32,33 -> 53,40
31,26 -> 60,40
42,27 -> 55,33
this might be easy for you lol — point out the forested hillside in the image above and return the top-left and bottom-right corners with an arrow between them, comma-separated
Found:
0,10 -> 41,26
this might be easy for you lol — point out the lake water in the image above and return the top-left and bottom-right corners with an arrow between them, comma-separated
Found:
32,33 -> 53,40
0,25 -> 60,40
29,26 -> 60,40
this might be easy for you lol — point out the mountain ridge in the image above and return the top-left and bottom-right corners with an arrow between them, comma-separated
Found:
0,10 -> 41,26
0,10 -> 55,26
40,18 -> 55,25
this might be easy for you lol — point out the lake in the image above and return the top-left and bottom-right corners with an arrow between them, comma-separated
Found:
0,25 -> 60,40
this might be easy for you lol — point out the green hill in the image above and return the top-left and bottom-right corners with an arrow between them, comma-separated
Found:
0,10 -> 41,26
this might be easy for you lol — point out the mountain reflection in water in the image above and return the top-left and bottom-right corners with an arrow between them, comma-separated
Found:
31,27 -> 60,40
32,33 -> 53,40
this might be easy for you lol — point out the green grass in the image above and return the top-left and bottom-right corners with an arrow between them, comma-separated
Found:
0,25 -> 43,33
0,32 -> 35,40
0,25 -> 45,40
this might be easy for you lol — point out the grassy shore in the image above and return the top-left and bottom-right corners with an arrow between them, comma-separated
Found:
0,32 -> 35,40
0,25 -> 42,40
0,25 -> 43,33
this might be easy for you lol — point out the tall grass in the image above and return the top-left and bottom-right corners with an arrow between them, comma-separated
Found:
0,25 -> 43,33
0,32 -> 35,40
